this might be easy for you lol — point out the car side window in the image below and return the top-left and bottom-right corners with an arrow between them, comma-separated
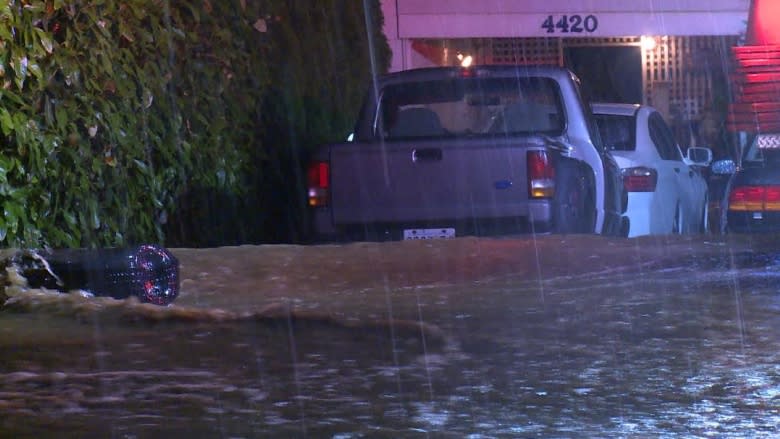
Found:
655,114 -> 684,161
648,113 -> 682,161
647,117 -> 667,159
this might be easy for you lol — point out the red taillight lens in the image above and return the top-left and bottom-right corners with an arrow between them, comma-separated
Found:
729,185 -> 780,211
307,161 -> 329,207
765,186 -> 780,210
622,167 -> 657,192
527,150 -> 555,198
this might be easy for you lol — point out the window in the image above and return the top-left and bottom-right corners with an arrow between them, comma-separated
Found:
594,113 -> 636,151
648,112 -> 682,161
377,77 -> 565,139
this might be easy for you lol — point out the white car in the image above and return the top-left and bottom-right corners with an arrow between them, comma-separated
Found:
592,103 -> 712,237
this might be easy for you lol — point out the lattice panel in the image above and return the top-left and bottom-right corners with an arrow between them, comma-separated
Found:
486,38 -> 562,66
433,35 -> 738,139
565,36 -> 640,47
642,35 -> 738,121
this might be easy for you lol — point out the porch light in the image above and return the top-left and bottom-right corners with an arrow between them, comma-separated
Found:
457,53 -> 473,67
640,36 -> 657,51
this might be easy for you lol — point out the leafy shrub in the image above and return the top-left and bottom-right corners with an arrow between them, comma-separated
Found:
1,0 -> 388,248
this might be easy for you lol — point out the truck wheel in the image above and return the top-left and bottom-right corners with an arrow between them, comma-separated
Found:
553,167 -> 593,234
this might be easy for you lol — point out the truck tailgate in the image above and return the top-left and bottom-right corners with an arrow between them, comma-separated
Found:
330,138 -> 540,224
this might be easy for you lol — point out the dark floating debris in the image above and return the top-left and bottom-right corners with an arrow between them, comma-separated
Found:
8,244 -> 180,306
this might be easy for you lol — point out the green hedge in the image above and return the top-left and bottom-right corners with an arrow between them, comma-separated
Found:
1,0 -> 389,248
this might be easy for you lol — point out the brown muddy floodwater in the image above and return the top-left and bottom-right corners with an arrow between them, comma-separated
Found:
2,233 -> 780,437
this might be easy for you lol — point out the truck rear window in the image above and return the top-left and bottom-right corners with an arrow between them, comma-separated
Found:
376,77 -> 564,140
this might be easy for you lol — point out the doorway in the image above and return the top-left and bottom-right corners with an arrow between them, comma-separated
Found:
564,46 -> 642,104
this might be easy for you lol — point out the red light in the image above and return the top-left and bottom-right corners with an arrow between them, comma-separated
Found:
727,0 -> 780,134
307,161 -> 329,207
527,151 -> 554,179
307,161 -> 328,189
729,186 -> 763,211
527,150 -> 554,198
765,186 -> 780,199
766,186 -> 780,210
728,185 -> 780,211
747,0 -> 780,46
622,167 -> 657,192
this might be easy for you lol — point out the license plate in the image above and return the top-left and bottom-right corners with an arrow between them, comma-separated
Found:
403,228 -> 456,240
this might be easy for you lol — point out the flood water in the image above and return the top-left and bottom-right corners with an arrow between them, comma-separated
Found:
2,233 -> 780,437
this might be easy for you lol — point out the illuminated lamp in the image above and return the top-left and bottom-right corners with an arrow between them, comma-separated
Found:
727,0 -> 780,134
640,36 -> 657,51
746,0 -> 780,46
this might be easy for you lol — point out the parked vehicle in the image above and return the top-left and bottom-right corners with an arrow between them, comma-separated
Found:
306,65 -> 628,242
15,245 -> 180,306
592,103 -> 712,237
713,133 -> 780,233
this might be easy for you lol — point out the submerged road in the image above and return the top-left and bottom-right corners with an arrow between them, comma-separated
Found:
2,234 -> 780,437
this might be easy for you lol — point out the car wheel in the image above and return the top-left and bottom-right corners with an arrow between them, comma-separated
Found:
553,167 -> 593,234
672,204 -> 682,234
700,197 -> 710,234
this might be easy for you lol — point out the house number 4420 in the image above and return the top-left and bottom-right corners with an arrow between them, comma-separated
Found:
541,15 -> 599,33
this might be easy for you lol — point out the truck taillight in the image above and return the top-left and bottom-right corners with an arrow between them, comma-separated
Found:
307,161 -> 329,207
729,185 -> 780,211
622,167 -> 657,192
527,151 -> 555,198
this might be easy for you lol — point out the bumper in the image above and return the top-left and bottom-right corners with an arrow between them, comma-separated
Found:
622,192 -> 659,237
726,211 -> 780,233
309,203 -> 554,242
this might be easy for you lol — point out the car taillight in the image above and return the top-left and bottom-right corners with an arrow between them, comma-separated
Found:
729,185 -> 780,211
766,186 -> 780,210
622,167 -> 657,192
527,150 -> 555,198
307,161 -> 329,207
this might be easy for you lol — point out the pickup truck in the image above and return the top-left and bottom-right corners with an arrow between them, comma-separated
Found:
306,65 -> 627,241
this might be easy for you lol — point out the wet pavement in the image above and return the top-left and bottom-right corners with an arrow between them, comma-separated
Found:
2,234 -> 780,437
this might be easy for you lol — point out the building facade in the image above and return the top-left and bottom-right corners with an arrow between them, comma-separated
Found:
380,0 -> 751,148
